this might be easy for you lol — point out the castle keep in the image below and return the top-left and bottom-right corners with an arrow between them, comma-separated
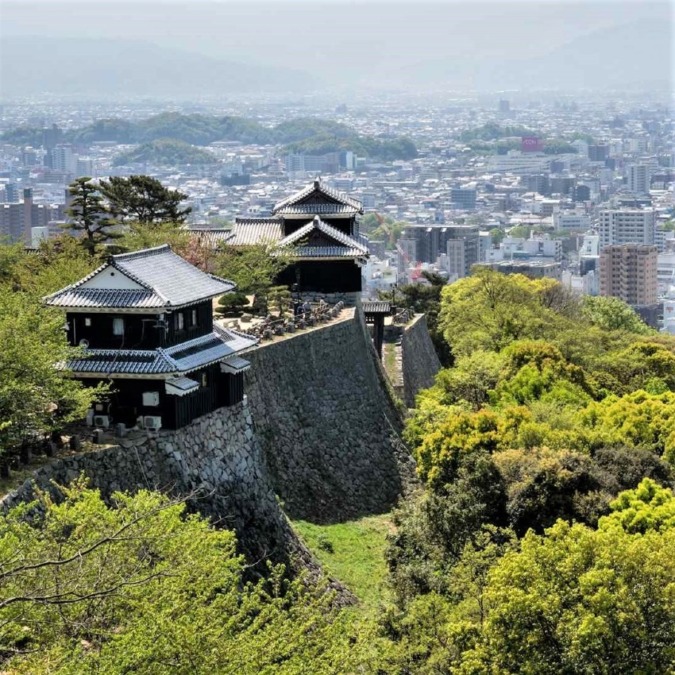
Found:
44,244 -> 257,430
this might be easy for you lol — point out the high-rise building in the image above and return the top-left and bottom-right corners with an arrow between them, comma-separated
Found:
626,164 -> 651,195
51,144 -> 76,175
498,99 -> 510,113
398,224 -> 479,264
599,244 -> 658,308
588,145 -> 610,162
3,183 -> 19,203
598,208 -> 656,249
450,188 -> 477,210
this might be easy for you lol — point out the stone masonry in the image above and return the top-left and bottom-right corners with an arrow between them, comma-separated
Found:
400,314 -> 442,407
244,308 -> 416,523
0,401 -> 295,566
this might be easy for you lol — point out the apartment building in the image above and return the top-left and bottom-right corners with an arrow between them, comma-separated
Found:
598,208 -> 656,249
599,244 -> 658,308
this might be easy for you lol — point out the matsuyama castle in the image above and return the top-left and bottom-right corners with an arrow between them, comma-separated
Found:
226,179 -> 369,297
45,245 -> 257,431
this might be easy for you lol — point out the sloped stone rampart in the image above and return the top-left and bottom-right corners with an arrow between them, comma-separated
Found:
244,309 -> 416,523
401,314 -> 441,407
0,401 -> 294,565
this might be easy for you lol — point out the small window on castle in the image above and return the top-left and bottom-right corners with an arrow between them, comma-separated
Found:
191,309 -> 198,326
84,317 -> 92,327
175,312 -> 184,330
201,372 -> 208,387
112,317 -> 125,336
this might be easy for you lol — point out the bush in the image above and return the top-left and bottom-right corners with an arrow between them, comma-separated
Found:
215,291 -> 249,316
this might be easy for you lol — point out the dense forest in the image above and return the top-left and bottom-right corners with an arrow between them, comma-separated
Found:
1,252 -> 675,671
1,113 -> 418,162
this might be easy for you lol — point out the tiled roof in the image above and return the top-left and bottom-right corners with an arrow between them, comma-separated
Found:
45,245 -> 236,310
165,376 -> 200,393
189,228 -> 235,249
363,301 -> 391,314
44,288 -> 165,309
275,203 -> 360,216
272,180 -> 363,213
276,216 -> 369,259
66,327 -> 258,377
229,218 -> 284,245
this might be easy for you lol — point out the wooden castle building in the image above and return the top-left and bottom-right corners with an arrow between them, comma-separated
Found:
44,245 -> 257,431
226,180 -> 369,298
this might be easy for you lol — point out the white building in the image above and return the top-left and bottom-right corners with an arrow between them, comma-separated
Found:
598,208 -> 656,249
553,213 -> 592,230
626,164 -> 651,195
487,152 -> 551,174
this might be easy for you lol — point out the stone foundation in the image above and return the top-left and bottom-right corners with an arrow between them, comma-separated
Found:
245,309 -> 416,523
0,401 -> 296,566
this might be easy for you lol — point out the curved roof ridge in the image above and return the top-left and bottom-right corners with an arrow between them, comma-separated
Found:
272,180 -> 363,213
112,244 -> 171,262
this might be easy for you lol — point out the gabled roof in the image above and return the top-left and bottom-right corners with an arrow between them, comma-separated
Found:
44,245 -> 236,311
65,326 -> 258,378
272,180 -> 363,214
276,216 -> 369,259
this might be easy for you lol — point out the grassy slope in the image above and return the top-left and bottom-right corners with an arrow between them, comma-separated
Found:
292,514 -> 393,609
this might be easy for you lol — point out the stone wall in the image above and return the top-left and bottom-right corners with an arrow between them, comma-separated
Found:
244,309 -> 416,523
401,314 -> 441,407
297,291 -> 361,307
0,401 -> 295,566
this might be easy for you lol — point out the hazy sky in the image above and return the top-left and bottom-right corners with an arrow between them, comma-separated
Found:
1,1 -> 671,94
3,1 -> 670,68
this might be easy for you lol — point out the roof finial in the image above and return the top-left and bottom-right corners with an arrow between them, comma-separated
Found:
313,177 -> 320,189
313,214 -> 321,225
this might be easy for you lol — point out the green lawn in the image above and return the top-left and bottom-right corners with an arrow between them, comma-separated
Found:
292,514 -> 394,609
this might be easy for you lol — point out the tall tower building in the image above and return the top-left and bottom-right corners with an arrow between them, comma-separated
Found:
599,244 -> 658,308
51,144 -> 76,174
626,164 -> 651,195
598,208 -> 656,249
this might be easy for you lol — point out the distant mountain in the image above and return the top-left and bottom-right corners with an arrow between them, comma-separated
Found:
0,37 -> 319,98
384,19 -> 672,92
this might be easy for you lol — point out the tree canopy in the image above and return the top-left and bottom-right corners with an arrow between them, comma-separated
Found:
99,175 -> 192,226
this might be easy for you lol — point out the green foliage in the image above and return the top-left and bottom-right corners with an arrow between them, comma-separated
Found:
13,235 -> 101,296
99,175 -> 191,225
489,226 -> 505,245
507,224 -> 531,238
284,133 -> 417,161
293,515 -> 393,609
492,446 -> 611,534
387,493 -> 675,672
440,270 -> 576,355
65,177 -> 121,255
214,242 -> 292,298
458,123 -> 535,142
2,114 -> 417,161
601,477 -> 675,533
113,139 -> 217,167
581,294 -> 652,334
2,482 -> 388,673
215,291 -> 249,316
433,350 -> 505,409
0,287 -> 104,453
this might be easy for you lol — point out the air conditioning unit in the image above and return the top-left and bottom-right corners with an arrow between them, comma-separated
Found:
93,415 -> 110,429
143,416 -> 162,431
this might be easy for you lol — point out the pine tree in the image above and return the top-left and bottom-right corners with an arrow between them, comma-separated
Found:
99,175 -> 191,226
65,177 -> 120,255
